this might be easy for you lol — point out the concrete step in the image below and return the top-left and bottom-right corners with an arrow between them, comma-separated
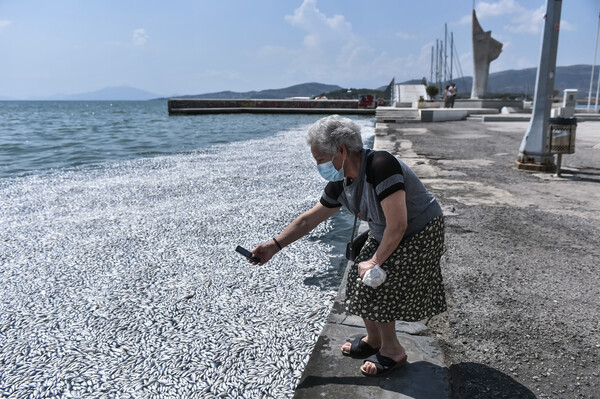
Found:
376,107 -> 421,123
466,115 -> 484,122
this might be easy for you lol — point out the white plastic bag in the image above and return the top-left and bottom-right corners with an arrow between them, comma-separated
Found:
362,264 -> 387,288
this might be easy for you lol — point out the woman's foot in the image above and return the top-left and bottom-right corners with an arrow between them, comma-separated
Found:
360,347 -> 407,376
341,336 -> 381,358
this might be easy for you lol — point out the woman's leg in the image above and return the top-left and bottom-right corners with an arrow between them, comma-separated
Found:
341,318 -> 381,352
360,320 -> 406,375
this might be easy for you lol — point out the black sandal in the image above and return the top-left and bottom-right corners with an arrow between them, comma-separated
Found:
361,352 -> 408,376
341,336 -> 379,359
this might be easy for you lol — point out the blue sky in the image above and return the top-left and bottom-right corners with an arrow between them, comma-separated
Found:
0,0 -> 598,99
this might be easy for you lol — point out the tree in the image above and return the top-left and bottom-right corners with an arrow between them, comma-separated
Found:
426,85 -> 439,101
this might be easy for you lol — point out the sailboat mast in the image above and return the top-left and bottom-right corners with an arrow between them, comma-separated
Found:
595,63 -> 600,110
436,40 -> 439,90
450,32 -> 454,82
588,7 -> 600,109
444,24 -> 448,84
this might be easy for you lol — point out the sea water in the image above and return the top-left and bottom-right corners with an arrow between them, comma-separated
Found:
1,100 -> 371,178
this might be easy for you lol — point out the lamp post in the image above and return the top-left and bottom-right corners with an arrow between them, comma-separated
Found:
516,0 -> 562,171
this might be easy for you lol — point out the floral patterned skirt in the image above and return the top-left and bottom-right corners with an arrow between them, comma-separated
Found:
345,216 -> 447,323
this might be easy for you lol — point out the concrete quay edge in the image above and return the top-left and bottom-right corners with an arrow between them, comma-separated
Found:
168,107 -> 376,115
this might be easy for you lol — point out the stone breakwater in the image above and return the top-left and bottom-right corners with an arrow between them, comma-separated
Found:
0,122 -> 373,399
167,99 -> 376,115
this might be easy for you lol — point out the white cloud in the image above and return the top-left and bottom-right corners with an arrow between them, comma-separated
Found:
463,1 -> 545,35
459,14 -> 471,25
272,1 -> 477,87
458,0 -> 521,25
559,20 -> 575,32
303,33 -> 320,48
132,29 -> 149,46
477,0 -> 523,18
396,32 -> 416,40
0,20 -> 12,32
337,41 -> 374,69
284,0 -> 352,46
275,0 -> 451,87
503,4 -> 545,35
275,0 -> 383,84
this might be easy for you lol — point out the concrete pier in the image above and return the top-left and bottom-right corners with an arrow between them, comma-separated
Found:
168,99 -> 376,115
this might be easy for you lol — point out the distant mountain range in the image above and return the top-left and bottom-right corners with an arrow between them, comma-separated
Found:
170,82 -> 343,100
170,65 -> 596,100
488,64 -> 592,97
61,86 -> 161,101
2,64 -> 595,101
403,64 -> 595,99
17,86 -> 162,101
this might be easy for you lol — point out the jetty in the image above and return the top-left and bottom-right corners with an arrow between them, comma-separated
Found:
168,99 -> 376,115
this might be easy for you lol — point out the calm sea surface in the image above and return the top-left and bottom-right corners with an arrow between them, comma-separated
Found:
1,100 -> 370,178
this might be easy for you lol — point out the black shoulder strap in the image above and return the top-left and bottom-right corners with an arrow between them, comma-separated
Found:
349,150 -> 369,241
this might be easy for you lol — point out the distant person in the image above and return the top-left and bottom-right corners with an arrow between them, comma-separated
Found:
444,85 -> 451,108
250,115 -> 447,377
449,83 -> 457,108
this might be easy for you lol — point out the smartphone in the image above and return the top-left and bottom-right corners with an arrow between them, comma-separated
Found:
235,245 -> 260,263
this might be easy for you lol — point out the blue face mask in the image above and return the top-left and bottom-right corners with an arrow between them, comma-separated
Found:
317,154 -> 344,181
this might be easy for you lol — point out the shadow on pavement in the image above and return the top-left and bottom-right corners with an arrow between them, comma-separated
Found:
295,361 -> 536,399
449,362 -> 536,399
296,361 -> 446,399
552,167 -> 600,183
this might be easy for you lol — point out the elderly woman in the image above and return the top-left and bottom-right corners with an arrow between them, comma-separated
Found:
251,115 -> 446,377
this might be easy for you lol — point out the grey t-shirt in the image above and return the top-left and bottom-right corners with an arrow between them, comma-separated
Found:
320,149 -> 443,243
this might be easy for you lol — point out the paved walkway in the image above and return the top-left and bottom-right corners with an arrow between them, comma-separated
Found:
293,118 -> 600,398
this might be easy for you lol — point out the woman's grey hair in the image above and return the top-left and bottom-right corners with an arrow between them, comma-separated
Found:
306,115 -> 363,155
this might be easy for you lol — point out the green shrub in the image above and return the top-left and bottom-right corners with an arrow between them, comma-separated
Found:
426,85 -> 439,100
